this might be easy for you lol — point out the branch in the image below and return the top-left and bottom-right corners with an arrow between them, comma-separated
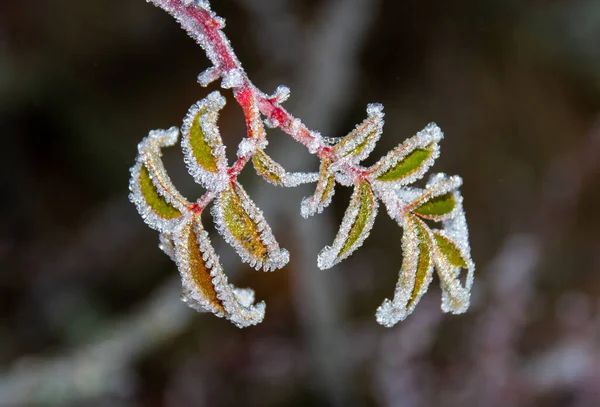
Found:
148,0 -> 363,180
135,0 -> 475,328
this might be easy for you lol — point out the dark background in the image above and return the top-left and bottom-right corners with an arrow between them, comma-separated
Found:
2,0 -> 600,406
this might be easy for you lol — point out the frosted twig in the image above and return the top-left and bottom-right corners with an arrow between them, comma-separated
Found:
136,0 -> 475,327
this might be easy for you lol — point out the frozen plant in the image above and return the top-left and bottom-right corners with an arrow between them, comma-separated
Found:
129,0 -> 475,328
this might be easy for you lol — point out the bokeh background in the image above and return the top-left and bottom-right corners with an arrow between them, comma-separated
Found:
2,0 -> 600,406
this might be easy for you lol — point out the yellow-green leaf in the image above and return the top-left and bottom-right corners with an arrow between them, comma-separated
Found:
214,182 -> 289,271
252,150 -> 285,186
221,184 -> 266,260
433,232 -> 467,268
317,181 -> 378,269
139,165 -> 182,219
129,128 -> 190,233
181,92 -> 228,188
189,108 -> 218,173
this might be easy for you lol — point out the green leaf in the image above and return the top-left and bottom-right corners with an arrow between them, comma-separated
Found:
369,123 -> 443,186
432,231 -> 473,315
413,192 -> 456,218
139,164 -> 182,219
340,182 -> 375,256
375,214 -> 434,327
407,216 -> 433,309
317,181 -> 378,269
376,147 -> 433,181
433,232 -> 467,268
189,108 -> 218,173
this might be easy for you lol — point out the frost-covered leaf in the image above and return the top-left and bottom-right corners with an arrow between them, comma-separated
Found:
414,193 -> 456,218
317,181 -> 378,269
432,191 -> 474,314
181,91 -> 229,190
252,149 -> 318,187
375,214 -> 434,327
252,150 -> 286,186
434,233 -> 467,268
368,123 -> 443,186
173,215 -> 265,327
139,165 -> 182,218
212,182 -> 289,271
408,173 -> 462,221
129,127 -> 191,232
333,103 -> 384,163
300,158 -> 336,218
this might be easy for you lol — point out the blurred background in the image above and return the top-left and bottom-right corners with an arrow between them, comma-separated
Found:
2,0 -> 600,406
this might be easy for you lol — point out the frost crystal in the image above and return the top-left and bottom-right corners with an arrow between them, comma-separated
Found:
221,68 -> 244,89
197,67 -> 220,87
270,85 -> 290,103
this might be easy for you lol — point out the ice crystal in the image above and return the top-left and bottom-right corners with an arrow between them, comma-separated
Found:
270,85 -> 291,103
197,67 -> 220,87
134,0 -> 475,328
221,68 -> 244,89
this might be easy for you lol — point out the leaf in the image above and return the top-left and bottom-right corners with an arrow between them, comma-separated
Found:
252,150 -> 286,186
139,165 -> 182,219
333,103 -> 384,162
252,150 -> 318,187
300,158 -> 336,218
413,192 -> 456,218
173,216 -> 265,327
174,218 -> 225,316
431,194 -> 475,315
212,182 -> 289,271
376,147 -> 434,181
433,232 -> 467,268
317,181 -> 378,269
129,127 -> 190,232
368,123 -> 443,186
181,91 -> 229,188
408,173 -> 463,221
375,214 -> 434,327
